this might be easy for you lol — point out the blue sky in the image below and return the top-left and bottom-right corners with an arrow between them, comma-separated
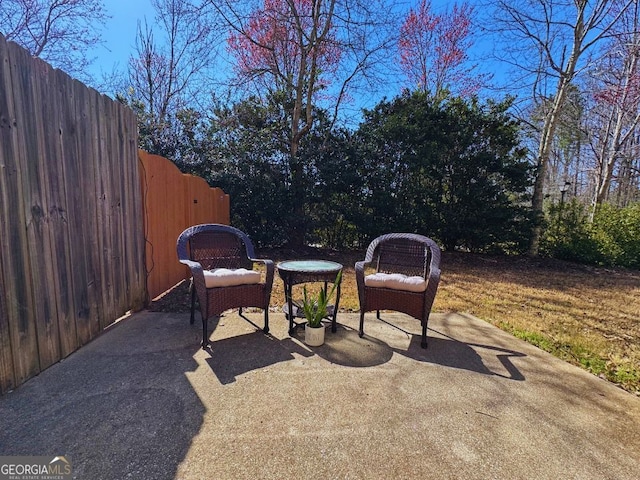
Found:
87,0 -> 508,111
87,0 -> 155,81
88,1 -> 497,77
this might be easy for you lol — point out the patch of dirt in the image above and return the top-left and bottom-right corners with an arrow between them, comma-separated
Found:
148,280 -> 192,313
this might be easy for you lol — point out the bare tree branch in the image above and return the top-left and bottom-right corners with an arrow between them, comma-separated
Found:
0,0 -> 108,81
490,0 -> 634,254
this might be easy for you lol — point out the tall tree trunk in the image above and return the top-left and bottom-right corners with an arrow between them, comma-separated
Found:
288,139 -> 307,248
529,76 -> 571,255
495,0 -> 631,255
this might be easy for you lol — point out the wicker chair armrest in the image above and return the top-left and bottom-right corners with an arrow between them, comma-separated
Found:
428,266 -> 441,285
425,243 -> 441,300
250,258 -> 275,284
179,258 -> 207,306
422,265 -> 441,319
251,258 -> 275,308
179,258 -> 204,276
355,260 -> 368,278
249,257 -> 272,265
355,260 -> 370,302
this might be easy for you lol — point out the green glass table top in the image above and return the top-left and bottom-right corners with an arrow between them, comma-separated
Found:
277,260 -> 342,273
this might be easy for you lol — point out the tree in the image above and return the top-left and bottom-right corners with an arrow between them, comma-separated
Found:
225,0 -> 342,156
398,0 -> 484,99
553,84 -> 587,197
493,0 -> 633,255
587,0 -> 640,214
214,0 -> 396,246
206,95 -> 297,247
206,95 -> 358,248
0,0 -> 107,81
355,91 -> 533,252
124,0 -> 217,156
529,83 -> 587,203
286,109 -> 366,248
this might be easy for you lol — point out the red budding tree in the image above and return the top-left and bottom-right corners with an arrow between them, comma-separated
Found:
226,0 -> 342,158
218,0 -> 394,246
398,0 -> 482,99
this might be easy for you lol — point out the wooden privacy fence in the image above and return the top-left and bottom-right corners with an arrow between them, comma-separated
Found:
0,34 -> 146,394
139,151 -> 230,300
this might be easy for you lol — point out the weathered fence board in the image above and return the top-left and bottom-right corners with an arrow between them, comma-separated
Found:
139,151 -> 230,300
0,36 -> 40,387
121,112 -> 145,315
93,87 -> 114,333
0,255 -> 13,393
0,34 -> 146,394
0,36 -> 16,394
21,56 -> 62,371
0,35 -> 16,393
46,68 -> 78,359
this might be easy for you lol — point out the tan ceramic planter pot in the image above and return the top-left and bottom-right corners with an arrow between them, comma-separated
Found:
304,324 -> 325,346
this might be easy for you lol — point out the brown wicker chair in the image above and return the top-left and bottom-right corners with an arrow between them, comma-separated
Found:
355,233 -> 441,348
176,224 -> 274,348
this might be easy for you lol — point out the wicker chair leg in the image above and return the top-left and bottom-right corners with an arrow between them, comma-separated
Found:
190,285 -> 196,325
359,311 -> 365,338
376,310 -> 381,320
421,321 -> 428,349
201,316 -> 209,349
263,310 -> 270,334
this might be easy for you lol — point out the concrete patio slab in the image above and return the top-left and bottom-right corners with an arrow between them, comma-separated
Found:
1,310 -> 639,479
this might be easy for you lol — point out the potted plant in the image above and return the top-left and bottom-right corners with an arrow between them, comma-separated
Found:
301,271 -> 342,346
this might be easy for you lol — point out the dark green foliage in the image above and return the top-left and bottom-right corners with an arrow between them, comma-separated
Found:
205,97 -> 293,247
208,97 -> 366,248
593,203 -> 640,269
354,91 -> 533,252
130,89 -> 535,253
303,127 -> 367,249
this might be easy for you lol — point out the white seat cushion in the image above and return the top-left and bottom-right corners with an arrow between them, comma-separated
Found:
203,268 -> 261,288
364,272 -> 427,293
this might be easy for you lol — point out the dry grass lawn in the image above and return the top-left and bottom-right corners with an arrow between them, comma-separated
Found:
261,248 -> 640,395
152,247 -> 640,395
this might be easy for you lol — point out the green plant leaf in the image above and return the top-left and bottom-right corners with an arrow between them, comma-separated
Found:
300,271 -> 342,328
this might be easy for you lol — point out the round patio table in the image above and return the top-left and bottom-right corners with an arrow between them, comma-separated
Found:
277,260 -> 343,335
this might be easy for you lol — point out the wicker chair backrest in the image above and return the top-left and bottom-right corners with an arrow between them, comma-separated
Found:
188,230 -> 253,270
375,237 -> 430,277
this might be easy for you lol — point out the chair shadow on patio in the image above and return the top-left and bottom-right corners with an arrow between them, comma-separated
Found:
198,310 -> 526,382
401,332 -> 527,380
203,329 -> 312,385
311,313 -> 527,380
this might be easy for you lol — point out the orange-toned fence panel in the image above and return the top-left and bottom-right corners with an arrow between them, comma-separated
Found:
139,151 -> 230,299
